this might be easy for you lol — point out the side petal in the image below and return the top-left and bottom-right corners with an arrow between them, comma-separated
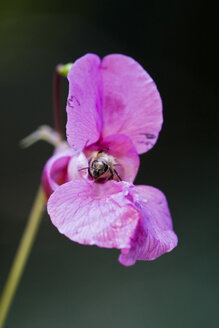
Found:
42,149 -> 74,199
119,185 -> 178,266
47,180 -> 140,249
66,54 -> 103,151
101,54 -> 163,154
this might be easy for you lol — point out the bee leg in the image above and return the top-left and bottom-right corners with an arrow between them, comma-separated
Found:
108,167 -> 114,180
88,167 -> 93,178
78,167 -> 89,171
87,159 -> 93,177
114,169 -> 122,181
98,148 -> 109,154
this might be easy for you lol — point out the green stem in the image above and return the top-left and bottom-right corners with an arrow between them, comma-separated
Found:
0,186 -> 45,328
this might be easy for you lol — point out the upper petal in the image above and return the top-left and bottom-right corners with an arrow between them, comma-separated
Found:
66,54 -> 103,151
119,185 -> 178,266
101,54 -> 163,154
47,180 -> 140,249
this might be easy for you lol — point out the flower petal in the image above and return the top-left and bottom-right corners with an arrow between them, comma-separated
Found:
67,152 -> 89,181
47,180 -> 140,249
42,149 -> 74,199
101,54 -> 163,154
66,54 -> 103,151
119,185 -> 178,266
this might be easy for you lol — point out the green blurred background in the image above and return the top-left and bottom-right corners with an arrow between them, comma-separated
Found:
0,1 -> 218,327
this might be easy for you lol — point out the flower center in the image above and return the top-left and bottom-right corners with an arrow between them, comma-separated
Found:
88,150 -> 121,182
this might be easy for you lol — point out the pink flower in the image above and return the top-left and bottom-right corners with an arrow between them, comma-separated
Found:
42,54 -> 178,266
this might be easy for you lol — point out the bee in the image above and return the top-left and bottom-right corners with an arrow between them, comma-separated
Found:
80,149 -> 121,182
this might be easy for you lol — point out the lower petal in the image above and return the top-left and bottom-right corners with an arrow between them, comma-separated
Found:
119,185 -> 178,266
47,180 -> 140,249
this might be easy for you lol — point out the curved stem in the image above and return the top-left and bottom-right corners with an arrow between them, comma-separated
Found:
53,68 -> 63,137
0,186 -> 45,328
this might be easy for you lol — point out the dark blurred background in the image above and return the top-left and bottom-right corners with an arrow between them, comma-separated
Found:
0,1 -> 218,327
